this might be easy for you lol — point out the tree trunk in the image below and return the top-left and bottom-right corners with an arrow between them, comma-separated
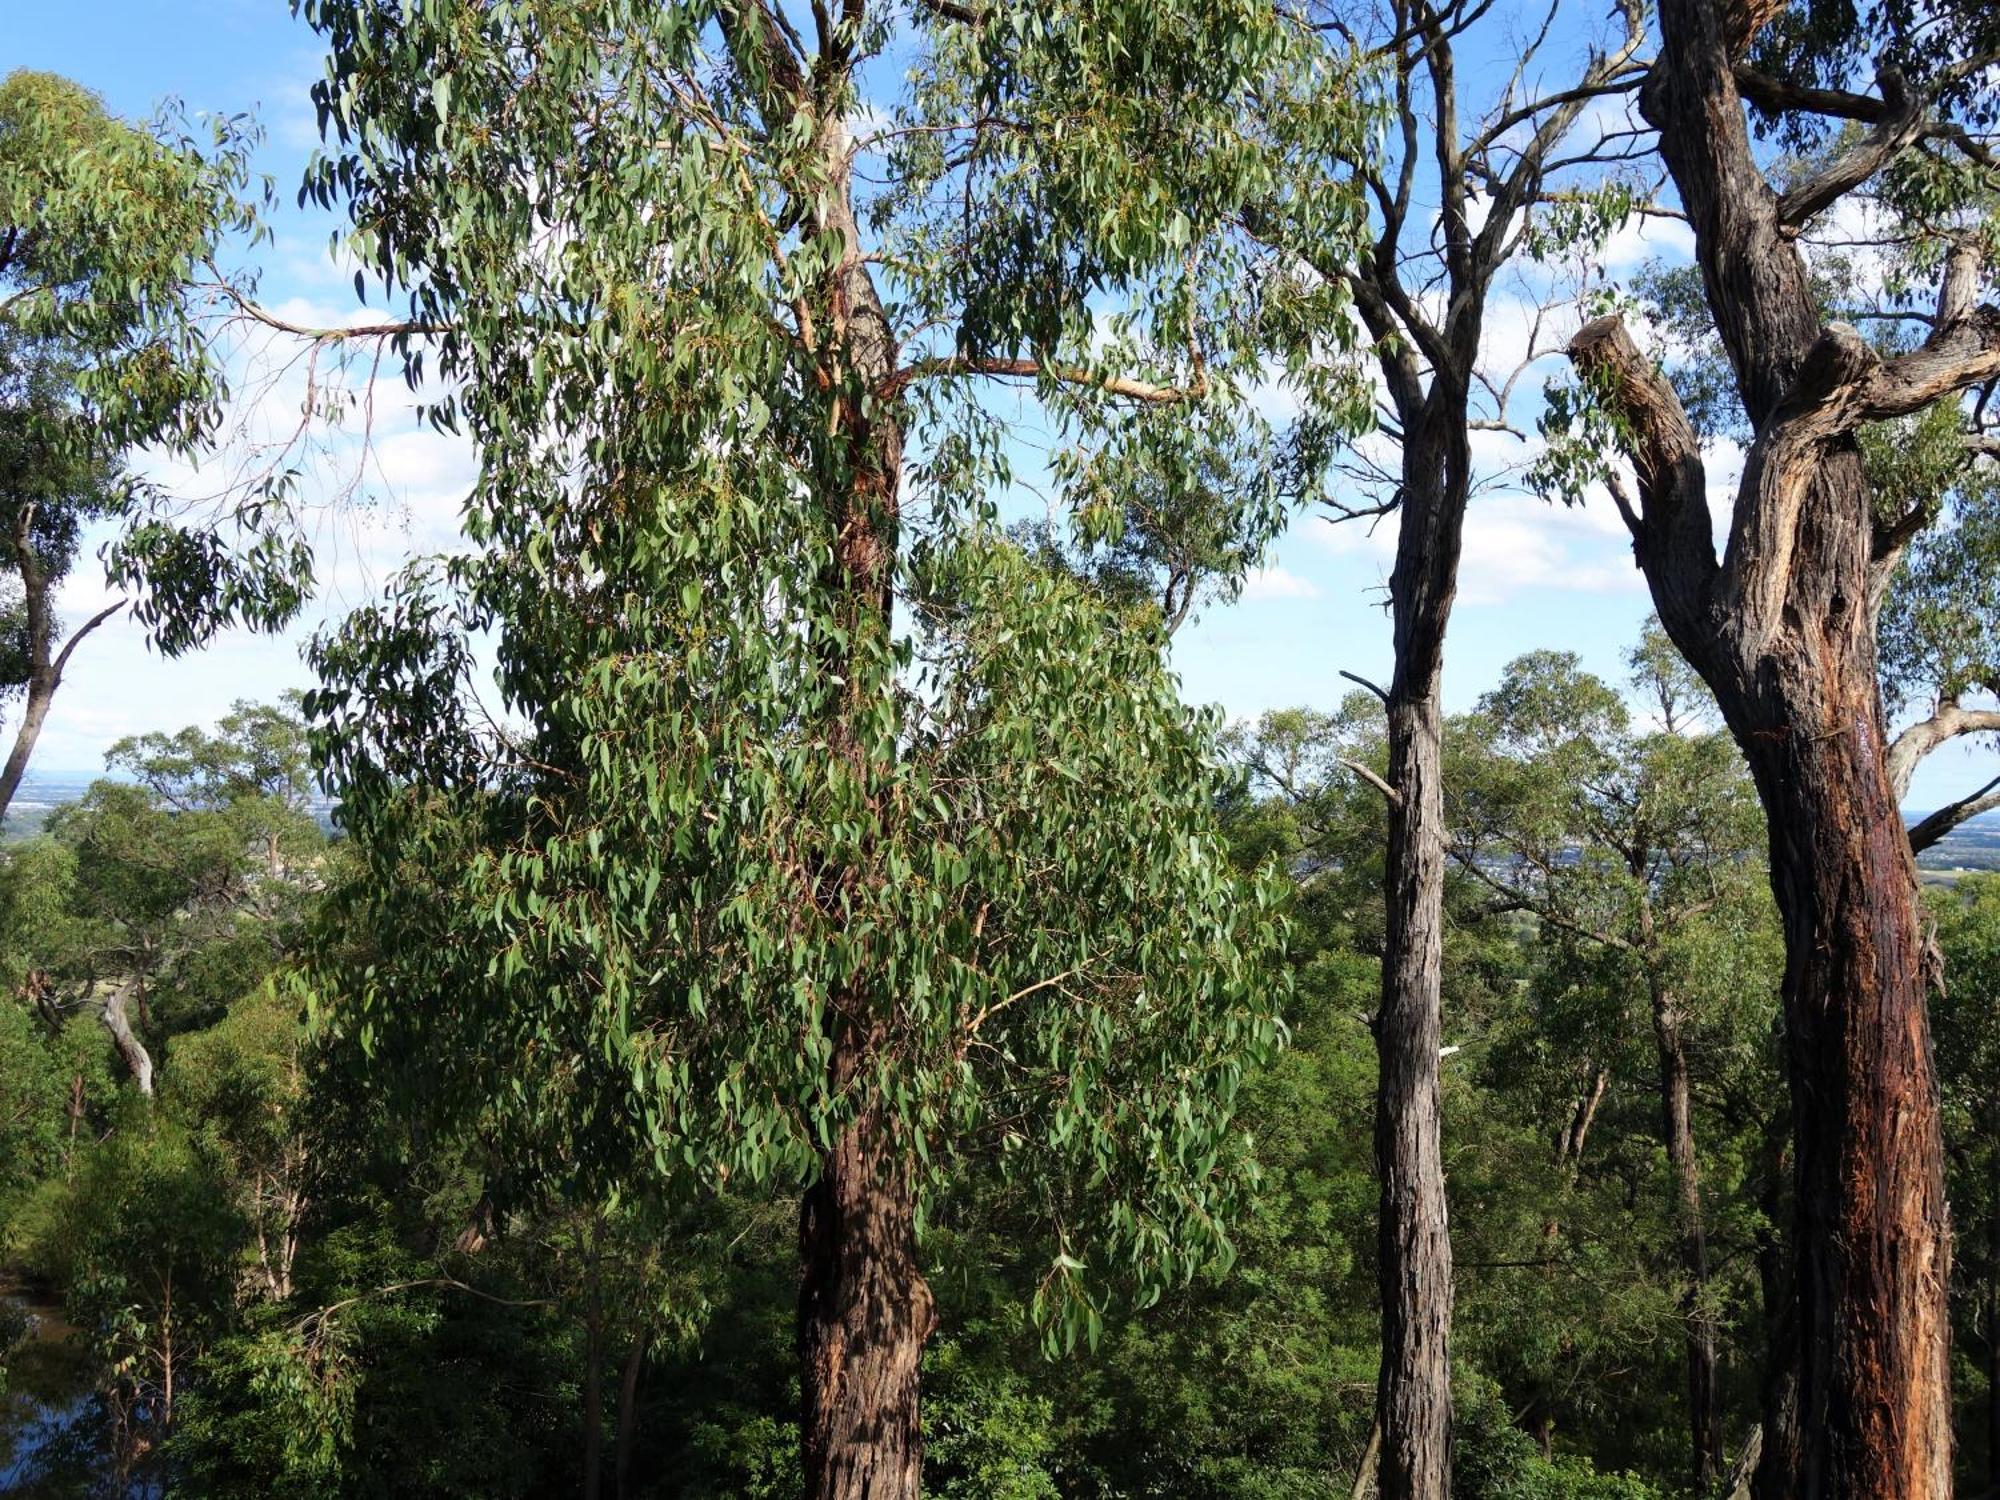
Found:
786,97 -> 930,1498
1649,975 -> 1721,1489
1989,1191 -> 2000,1497
1739,670 -> 1950,1500
1751,1103 -> 1801,1500
0,670 -> 56,829
799,1063 -> 936,1500
1556,1065 -> 1610,1171
100,979 -> 154,1097
615,1329 -> 649,1500
583,1249 -> 604,1500
0,502 -> 119,828
1566,0 -> 1962,1474
1372,410 -> 1468,1500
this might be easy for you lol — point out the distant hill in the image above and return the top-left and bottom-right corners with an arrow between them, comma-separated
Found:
2,771 -> 338,842
1912,807 -> 2000,879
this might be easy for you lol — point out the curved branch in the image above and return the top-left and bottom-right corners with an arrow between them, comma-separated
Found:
1887,699 -> 2000,799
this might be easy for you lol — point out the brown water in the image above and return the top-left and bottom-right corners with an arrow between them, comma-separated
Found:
0,1285 -> 132,1498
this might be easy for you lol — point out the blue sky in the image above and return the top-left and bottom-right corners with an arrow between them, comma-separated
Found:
9,1 -> 1998,815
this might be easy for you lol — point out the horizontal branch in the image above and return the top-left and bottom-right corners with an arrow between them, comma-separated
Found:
894,355 -> 1205,405
1775,67 -> 1924,232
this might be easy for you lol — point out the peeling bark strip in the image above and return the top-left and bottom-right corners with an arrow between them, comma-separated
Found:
1557,0 -> 2000,1477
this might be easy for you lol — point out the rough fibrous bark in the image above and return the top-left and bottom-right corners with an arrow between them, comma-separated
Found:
1562,1 -> 2000,1480
799,1067 -> 935,1500
1372,407 -> 1469,1500
794,89 -> 932,1498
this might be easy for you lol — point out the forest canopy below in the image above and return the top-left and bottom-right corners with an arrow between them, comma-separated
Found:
3,0 -> 2000,1497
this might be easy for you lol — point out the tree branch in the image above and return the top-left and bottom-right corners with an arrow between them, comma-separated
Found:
1774,67 -> 1924,233
1339,757 -> 1402,808
893,355 -> 1206,404
1886,699 -> 2000,799
1907,772 -> 2000,855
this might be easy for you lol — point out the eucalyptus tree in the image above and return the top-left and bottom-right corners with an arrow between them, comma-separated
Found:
1450,638 -> 1776,1489
1557,0 -> 2000,1487
1242,2 -> 1660,1489
0,69 -> 317,825
290,0 -> 1369,1493
0,331 -> 123,823
1629,254 -> 2000,856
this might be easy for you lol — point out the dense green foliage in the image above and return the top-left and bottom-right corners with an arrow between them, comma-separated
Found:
2,0 -> 1998,1492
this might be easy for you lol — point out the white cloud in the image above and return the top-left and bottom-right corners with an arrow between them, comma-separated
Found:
1240,565 -> 1321,602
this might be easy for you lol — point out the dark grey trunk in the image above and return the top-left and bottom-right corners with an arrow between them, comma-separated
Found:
1372,411 -> 1469,1500
615,1330 -> 648,1500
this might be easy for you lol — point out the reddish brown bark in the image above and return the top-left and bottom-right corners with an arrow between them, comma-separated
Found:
1563,0 -> 1981,1478
799,1049 -> 936,1500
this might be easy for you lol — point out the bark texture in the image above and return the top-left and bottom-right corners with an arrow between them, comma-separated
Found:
1371,408 -> 1469,1500
790,81 -> 932,1496
799,1072 -> 935,1500
1561,1 -> 2000,1481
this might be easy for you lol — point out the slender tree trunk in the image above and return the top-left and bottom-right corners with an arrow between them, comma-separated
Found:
1649,974 -> 1721,1488
799,1031 -> 936,1500
1372,411 -> 1469,1500
1988,1190 -> 2000,1497
1557,1065 -> 1610,1171
583,1247 -> 604,1500
1751,1101 -> 1800,1500
0,671 -> 56,828
615,1329 -> 649,1500
0,502 -> 119,827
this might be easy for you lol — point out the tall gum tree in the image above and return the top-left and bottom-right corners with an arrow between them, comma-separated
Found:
292,1 -> 1371,1495
1559,3 -> 2000,1490
0,70 -> 329,825
1250,2 -> 1652,1491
